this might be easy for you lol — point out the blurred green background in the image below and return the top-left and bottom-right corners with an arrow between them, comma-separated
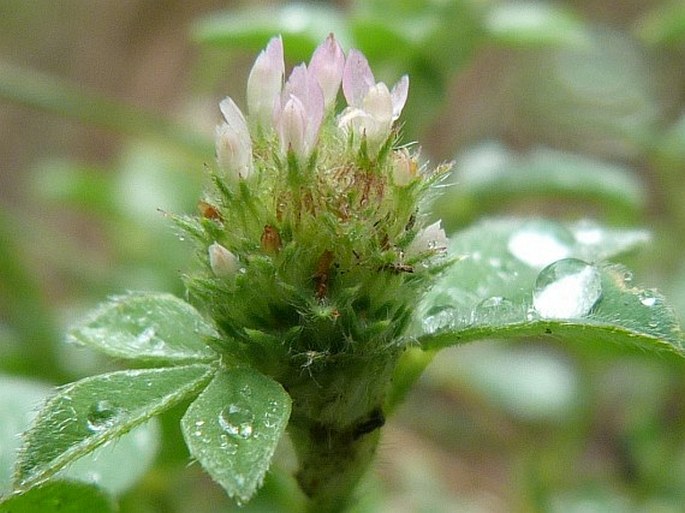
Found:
2,0 -> 685,511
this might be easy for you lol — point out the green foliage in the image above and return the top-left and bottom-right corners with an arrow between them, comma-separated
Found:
67,292 -> 219,363
181,368 -> 291,503
0,481 -> 115,513
14,365 -> 214,489
418,218 -> 683,355
0,375 -> 159,497
435,144 -> 646,229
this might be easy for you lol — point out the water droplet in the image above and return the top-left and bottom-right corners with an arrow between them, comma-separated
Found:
638,291 -> 658,307
422,306 -> 459,334
218,404 -> 255,439
472,296 -> 519,324
532,258 -> 602,319
488,257 -> 502,268
508,221 -> 574,269
219,435 -> 238,455
86,400 -> 125,433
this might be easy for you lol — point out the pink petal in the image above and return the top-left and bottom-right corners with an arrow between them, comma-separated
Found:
282,64 -> 324,153
246,36 -> 285,130
390,75 -> 409,121
309,33 -> 345,108
277,95 -> 307,158
342,49 -> 375,108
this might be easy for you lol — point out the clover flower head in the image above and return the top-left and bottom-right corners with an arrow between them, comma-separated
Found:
198,34 -> 450,359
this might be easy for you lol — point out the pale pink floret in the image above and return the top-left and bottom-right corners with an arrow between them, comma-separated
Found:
338,49 -> 409,154
277,95 -> 307,158
308,34 -> 345,109
216,97 -> 252,179
246,36 -> 285,131
274,63 -> 325,159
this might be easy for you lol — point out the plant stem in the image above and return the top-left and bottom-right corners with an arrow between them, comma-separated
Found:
281,352 -> 398,512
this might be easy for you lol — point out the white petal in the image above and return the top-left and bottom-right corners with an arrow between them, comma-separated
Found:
407,220 -> 448,257
215,99 -> 252,179
390,75 -> 409,121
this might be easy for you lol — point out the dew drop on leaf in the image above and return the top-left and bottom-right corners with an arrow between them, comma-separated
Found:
532,258 -> 602,319
472,296 -> 518,324
218,404 -> 255,440
638,291 -> 658,307
507,220 -> 574,268
422,305 -> 459,333
86,400 -> 125,433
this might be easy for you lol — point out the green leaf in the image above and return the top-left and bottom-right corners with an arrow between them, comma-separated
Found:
0,374 -> 161,498
67,292 -> 219,364
192,4 -> 350,62
14,364 -> 214,489
56,421 -> 159,496
0,481 -> 115,513
181,367 -> 291,504
435,144 -> 645,228
417,218 -> 684,356
484,2 -> 589,47
0,377 -> 51,495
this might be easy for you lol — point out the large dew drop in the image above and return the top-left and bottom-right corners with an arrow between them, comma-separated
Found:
218,404 -> 255,440
86,400 -> 125,433
508,220 -> 574,269
532,258 -> 602,319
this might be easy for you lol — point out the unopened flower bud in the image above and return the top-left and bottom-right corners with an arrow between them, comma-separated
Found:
309,33 -> 345,109
277,95 -> 307,158
208,242 -> 238,277
406,220 -> 448,258
274,64 -> 325,159
247,36 -> 285,131
216,98 -> 252,179
391,149 -> 418,186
